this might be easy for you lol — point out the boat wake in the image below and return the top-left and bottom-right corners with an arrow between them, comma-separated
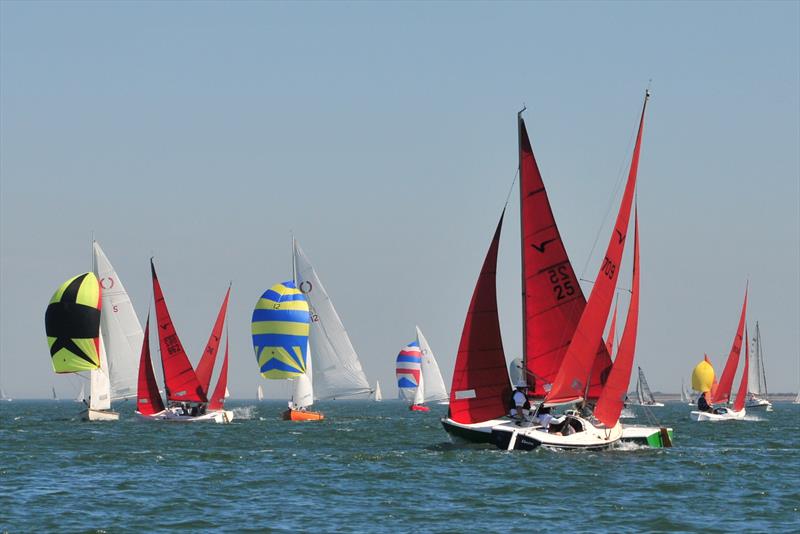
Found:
742,414 -> 764,422
232,406 -> 257,420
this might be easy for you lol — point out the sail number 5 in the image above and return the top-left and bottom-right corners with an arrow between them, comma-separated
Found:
548,266 -> 575,301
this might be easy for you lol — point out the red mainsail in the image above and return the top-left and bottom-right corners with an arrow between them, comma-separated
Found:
545,91 -> 649,406
733,325 -> 749,412
195,285 -> 231,396
518,116 -> 612,398
713,285 -> 748,404
594,208 -> 640,427
136,314 -> 165,415
151,260 -> 207,403
208,333 -> 229,411
448,213 -> 511,424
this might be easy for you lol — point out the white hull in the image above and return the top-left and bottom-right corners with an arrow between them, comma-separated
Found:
745,397 -> 772,411
689,408 -> 746,422
491,416 -> 622,451
136,408 -> 234,424
81,408 -> 120,422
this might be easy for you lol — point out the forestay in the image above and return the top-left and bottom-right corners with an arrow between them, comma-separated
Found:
417,326 -> 448,402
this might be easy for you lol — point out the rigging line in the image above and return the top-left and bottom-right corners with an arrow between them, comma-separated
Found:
503,167 -> 520,209
579,103 -> 642,280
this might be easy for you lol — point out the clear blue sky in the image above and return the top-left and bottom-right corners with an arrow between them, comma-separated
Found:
2,1 -> 798,398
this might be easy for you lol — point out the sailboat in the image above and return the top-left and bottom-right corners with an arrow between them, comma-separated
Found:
257,385 -> 264,401
252,281 -> 323,421
631,367 -> 664,407
52,386 -> 58,400
442,91 -> 663,450
680,379 -> 694,406
396,340 -> 429,412
74,242 -> 146,421
293,239 -> 373,400
373,380 -> 382,401
135,260 -> 233,423
690,286 -> 749,422
745,322 -> 772,410
0,388 -> 11,402
75,384 -> 86,403
793,392 -> 800,404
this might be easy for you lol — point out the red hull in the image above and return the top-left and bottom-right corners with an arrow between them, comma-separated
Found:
282,408 -> 324,421
410,404 -> 430,412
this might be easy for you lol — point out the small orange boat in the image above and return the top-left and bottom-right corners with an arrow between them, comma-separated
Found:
282,408 -> 325,421
409,404 -> 430,412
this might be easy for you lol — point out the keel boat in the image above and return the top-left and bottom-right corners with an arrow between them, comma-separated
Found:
745,322 -> 772,410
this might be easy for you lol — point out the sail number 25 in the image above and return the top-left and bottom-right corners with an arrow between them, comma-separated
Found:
548,266 -> 575,300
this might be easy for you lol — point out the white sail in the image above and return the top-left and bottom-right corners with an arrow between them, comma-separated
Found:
794,392 -> 800,404
0,388 -> 10,401
93,242 -> 143,400
76,384 -> 86,403
52,386 -> 57,400
89,334 -> 112,411
293,240 -> 371,400
374,380 -> 382,401
257,385 -> 264,401
291,343 -> 314,409
416,326 -> 448,403
224,387 -> 230,399
748,322 -> 768,396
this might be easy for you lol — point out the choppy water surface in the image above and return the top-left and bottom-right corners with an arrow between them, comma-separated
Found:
1,400 -> 798,532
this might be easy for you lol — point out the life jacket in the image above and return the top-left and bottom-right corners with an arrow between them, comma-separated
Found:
508,388 -> 530,411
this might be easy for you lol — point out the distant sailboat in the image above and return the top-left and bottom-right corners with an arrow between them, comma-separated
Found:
373,380 -> 382,402
0,388 -> 11,402
293,240 -> 372,400
632,367 -> 664,407
252,281 -> 323,421
76,384 -> 86,403
257,385 -> 264,401
680,379 -> 694,405
52,386 -> 58,400
745,322 -> 772,410
793,392 -> 800,404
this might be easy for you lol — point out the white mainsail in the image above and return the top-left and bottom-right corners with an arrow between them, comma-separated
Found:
416,326 -> 448,403
89,334 -> 112,411
76,384 -> 86,403
257,385 -> 264,401
412,373 -> 425,405
293,240 -> 371,400
748,322 -> 768,396
93,242 -> 143,400
374,380 -> 382,401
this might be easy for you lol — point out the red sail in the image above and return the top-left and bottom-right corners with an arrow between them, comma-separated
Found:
151,260 -> 207,403
448,212 -> 511,424
606,301 -> 618,356
713,285 -> 748,404
136,314 -> 165,415
594,208 -> 640,427
195,286 -> 230,396
519,116 -> 612,398
545,92 -> 648,406
208,333 -> 229,411
733,325 -> 749,412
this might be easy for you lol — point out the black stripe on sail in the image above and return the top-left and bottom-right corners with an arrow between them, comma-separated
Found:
48,337 -> 97,366
45,302 -> 100,338
61,273 -> 89,304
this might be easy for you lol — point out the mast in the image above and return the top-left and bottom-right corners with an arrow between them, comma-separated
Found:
517,106 -> 528,383
756,321 -> 767,395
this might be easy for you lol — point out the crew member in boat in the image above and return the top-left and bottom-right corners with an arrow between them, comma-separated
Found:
534,404 -> 554,429
509,382 -> 531,424
697,391 -> 713,413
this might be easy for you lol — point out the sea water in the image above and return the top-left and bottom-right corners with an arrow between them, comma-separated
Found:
1,400 -> 798,532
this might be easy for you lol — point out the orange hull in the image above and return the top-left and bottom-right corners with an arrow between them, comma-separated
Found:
282,408 -> 325,421
410,404 -> 430,412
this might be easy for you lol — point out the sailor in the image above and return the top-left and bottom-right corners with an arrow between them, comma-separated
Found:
697,391 -> 712,413
509,382 -> 531,424
535,404 -> 554,429
576,400 -> 594,418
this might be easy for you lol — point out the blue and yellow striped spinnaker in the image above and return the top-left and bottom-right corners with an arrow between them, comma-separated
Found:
252,281 -> 310,379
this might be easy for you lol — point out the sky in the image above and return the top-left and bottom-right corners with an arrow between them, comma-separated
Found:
1,1 -> 798,399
